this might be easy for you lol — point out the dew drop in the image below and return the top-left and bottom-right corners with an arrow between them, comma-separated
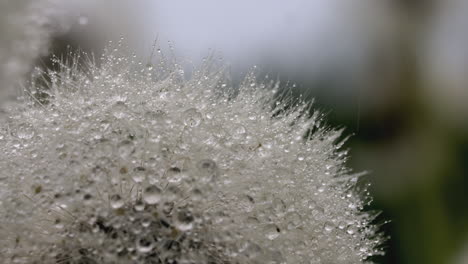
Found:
166,167 -> 183,183
346,225 -> 357,235
14,123 -> 35,140
141,216 -> 152,227
338,221 -> 347,230
232,125 -> 246,139
165,185 -> 181,202
142,185 -> 162,205
132,166 -> 146,183
174,209 -> 194,231
54,219 -> 64,229
196,159 -> 218,181
191,188 -> 204,201
136,238 -> 154,253
95,141 -> 114,157
134,200 -> 145,211
198,158 -> 216,170
324,221 -> 334,232
183,108 -> 202,127
110,194 -> 124,209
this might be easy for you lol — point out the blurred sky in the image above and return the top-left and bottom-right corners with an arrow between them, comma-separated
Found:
65,1 -> 390,75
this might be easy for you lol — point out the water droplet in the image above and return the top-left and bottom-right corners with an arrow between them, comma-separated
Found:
174,209 -> 194,231
338,221 -> 347,230
95,141 -> 114,157
110,194 -> 124,209
142,185 -> 161,205
191,188 -> 204,201
134,200 -> 145,211
132,166 -> 146,183
136,238 -> 154,253
166,166 -> 183,183
196,159 -> 218,181
198,158 -> 216,170
324,221 -> 334,232
54,219 -> 64,229
232,124 -> 247,139
14,123 -> 35,140
183,108 -> 202,127
141,216 -> 152,227
346,225 -> 357,235
165,185 -> 181,202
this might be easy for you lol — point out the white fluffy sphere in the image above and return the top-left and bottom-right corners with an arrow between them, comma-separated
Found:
0,47 -> 382,263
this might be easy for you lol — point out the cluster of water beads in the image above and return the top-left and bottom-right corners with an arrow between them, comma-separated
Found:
0,47 -> 383,263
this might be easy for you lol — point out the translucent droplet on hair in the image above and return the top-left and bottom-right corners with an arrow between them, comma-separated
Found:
110,194 -> 124,209
143,185 -> 162,205
183,108 -> 202,127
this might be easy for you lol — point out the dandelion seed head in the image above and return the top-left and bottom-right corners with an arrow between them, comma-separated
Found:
0,47 -> 383,263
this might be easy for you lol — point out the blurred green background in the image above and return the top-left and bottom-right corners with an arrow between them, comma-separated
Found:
46,0 -> 468,263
